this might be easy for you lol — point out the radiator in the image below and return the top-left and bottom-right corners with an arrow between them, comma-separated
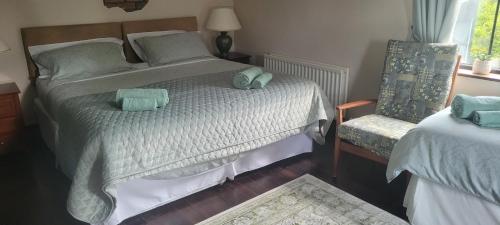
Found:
263,53 -> 349,109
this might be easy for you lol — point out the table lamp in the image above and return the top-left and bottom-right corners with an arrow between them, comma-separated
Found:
206,7 -> 242,59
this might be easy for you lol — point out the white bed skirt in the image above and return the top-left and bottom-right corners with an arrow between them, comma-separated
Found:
98,134 -> 313,225
405,176 -> 500,225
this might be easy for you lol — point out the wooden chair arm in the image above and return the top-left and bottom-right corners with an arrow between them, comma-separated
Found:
336,99 -> 377,125
336,99 -> 377,111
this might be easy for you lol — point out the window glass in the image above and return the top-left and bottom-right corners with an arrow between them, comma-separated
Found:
453,0 -> 500,69
453,0 -> 480,63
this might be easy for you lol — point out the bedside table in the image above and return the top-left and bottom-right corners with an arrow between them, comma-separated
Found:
218,52 -> 251,64
0,82 -> 23,154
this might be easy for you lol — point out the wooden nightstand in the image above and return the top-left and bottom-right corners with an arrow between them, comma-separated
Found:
218,52 -> 251,64
0,82 -> 23,154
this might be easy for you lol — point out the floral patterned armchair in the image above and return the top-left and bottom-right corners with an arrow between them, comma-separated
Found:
333,40 -> 461,178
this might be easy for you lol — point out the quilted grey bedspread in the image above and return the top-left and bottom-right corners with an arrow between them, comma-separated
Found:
42,58 -> 334,223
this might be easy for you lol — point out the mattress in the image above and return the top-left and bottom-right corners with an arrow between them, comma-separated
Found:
34,58 -> 334,224
405,176 -> 500,225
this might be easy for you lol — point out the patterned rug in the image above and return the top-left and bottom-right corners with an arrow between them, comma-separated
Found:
197,174 -> 408,225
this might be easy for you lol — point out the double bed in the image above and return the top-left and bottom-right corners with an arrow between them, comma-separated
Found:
21,17 -> 335,225
387,108 -> 500,225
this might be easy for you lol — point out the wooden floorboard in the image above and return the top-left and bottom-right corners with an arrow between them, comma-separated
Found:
0,127 -> 407,225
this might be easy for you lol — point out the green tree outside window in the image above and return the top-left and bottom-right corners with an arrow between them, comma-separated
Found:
471,0 -> 500,59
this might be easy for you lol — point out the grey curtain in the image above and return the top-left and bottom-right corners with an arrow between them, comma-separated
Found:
412,0 -> 465,43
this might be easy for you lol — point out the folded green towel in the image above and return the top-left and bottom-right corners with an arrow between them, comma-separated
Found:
451,94 -> 500,119
122,97 -> 158,112
233,67 -> 264,89
116,89 -> 169,107
472,111 -> 500,128
251,72 -> 273,89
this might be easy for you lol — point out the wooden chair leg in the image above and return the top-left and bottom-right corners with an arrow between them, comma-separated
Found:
333,108 -> 344,179
333,135 -> 341,178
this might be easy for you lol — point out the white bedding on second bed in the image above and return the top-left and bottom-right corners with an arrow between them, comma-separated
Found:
387,108 -> 500,206
405,176 -> 500,225
386,108 -> 500,225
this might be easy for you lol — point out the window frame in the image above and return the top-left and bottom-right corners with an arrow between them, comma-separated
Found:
460,63 -> 500,74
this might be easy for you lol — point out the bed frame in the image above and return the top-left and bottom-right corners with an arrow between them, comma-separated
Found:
21,17 -> 198,81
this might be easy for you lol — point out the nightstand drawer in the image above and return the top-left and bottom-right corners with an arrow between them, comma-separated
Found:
0,83 -> 22,154
0,117 -> 21,134
0,95 -> 17,118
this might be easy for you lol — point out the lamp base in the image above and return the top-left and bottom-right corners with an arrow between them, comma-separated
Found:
216,32 -> 232,59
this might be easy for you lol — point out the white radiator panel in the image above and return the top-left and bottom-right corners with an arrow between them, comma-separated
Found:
264,54 -> 349,109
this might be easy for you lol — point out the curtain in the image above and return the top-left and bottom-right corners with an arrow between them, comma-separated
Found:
412,0 -> 465,43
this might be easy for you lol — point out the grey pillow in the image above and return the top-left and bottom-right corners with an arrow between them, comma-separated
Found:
33,42 -> 133,80
135,32 -> 212,66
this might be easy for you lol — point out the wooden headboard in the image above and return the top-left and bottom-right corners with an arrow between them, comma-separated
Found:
122,17 -> 198,63
20,16 -> 198,81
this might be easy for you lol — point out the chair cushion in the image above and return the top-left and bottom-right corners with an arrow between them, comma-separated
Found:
337,114 -> 417,159
375,40 -> 458,123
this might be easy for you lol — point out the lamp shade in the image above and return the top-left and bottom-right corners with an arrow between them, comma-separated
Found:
206,8 -> 242,32
0,39 -> 9,53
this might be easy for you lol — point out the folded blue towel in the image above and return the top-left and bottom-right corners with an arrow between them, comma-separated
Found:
251,72 -> 273,89
116,89 -> 169,108
233,67 -> 264,89
122,97 -> 158,112
451,94 -> 500,119
472,111 -> 500,128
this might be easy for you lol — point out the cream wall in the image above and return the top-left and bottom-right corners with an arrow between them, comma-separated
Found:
234,0 -> 500,104
0,0 -> 232,124
455,76 -> 500,97
234,0 -> 413,102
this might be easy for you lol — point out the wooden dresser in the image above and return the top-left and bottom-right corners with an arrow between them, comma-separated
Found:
0,82 -> 23,154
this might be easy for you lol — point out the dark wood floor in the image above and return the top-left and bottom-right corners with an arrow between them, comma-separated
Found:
0,127 -> 407,225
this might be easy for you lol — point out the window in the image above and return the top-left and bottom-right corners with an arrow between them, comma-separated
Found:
454,0 -> 500,69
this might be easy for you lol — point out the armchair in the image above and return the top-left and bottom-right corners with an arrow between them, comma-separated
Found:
333,40 -> 461,178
